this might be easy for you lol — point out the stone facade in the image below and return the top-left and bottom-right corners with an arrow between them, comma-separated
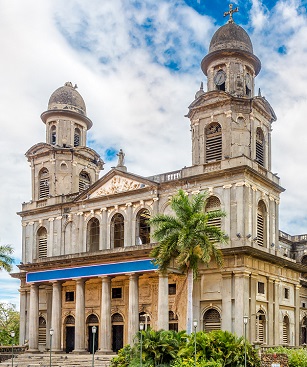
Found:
12,17 -> 307,354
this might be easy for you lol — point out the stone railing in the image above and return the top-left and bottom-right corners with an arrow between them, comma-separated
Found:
0,346 -> 26,362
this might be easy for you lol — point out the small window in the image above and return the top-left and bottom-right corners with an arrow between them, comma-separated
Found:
258,282 -> 265,294
256,128 -> 264,166
39,168 -> 50,199
50,125 -> 56,145
169,311 -> 178,332
79,171 -> 91,192
284,288 -> 289,299
112,287 -> 122,299
74,128 -> 81,147
168,284 -> 176,295
303,302 -> 306,308
37,227 -> 47,258
205,122 -> 222,162
66,291 -> 75,302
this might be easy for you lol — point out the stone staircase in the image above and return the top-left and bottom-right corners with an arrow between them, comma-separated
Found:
0,353 -> 114,367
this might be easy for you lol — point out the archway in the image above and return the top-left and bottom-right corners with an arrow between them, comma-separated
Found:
112,313 -> 124,352
65,315 -> 75,353
87,314 -> 99,353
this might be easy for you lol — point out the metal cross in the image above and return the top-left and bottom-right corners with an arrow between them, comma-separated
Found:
224,4 -> 239,23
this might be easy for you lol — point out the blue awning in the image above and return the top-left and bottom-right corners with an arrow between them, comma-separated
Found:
26,259 -> 158,283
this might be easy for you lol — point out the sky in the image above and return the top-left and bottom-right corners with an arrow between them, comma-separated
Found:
1,0 -> 307,308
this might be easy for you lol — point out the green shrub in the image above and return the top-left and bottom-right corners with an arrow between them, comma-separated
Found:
267,347 -> 307,367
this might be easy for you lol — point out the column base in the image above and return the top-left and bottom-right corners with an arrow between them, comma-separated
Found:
26,349 -> 41,353
96,349 -> 115,355
72,349 -> 89,354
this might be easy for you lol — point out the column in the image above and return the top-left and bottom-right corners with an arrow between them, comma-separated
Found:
126,203 -> 133,246
74,278 -> 86,353
274,280 -> 280,345
295,284 -> 301,346
100,208 -> 108,250
128,273 -> 139,345
48,218 -> 54,257
157,272 -> 169,330
250,274 -> 257,342
28,283 -> 39,352
233,271 -> 249,336
51,281 -> 62,351
235,183 -> 244,239
98,276 -> 112,353
46,286 -> 52,349
19,289 -> 27,345
267,278 -> 274,344
222,185 -> 232,239
221,272 -> 232,332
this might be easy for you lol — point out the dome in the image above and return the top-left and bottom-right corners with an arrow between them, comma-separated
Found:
209,22 -> 253,54
48,82 -> 86,116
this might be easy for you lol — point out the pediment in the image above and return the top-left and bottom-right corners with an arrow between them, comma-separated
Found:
187,91 -> 231,116
25,143 -> 52,158
88,170 -> 155,199
252,97 -> 277,122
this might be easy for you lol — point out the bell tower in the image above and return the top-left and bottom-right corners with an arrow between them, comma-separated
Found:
188,8 -> 276,169
26,82 -> 104,202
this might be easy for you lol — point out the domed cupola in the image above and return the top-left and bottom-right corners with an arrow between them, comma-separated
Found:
48,82 -> 87,116
201,5 -> 260,98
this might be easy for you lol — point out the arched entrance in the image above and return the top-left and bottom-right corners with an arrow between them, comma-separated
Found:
301,316 -> 307,345
38,316 -> 46,349
112,313 -> 124,352
87,314 -> 99,353
65,315 -> 75,353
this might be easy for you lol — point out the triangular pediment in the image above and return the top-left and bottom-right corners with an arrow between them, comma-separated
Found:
77,169 -> 158,200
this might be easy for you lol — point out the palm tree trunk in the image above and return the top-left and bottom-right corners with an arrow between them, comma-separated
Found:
186,268 -> 194,334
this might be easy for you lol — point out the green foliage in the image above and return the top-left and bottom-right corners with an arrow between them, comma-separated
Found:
111,329 -> 260,367
111,344 -> 134,367
267,346 -> 307,367
179,330 -> 260,367
0,245 -> 14,272
150,189 -> 227,277
0,303 -> 19,345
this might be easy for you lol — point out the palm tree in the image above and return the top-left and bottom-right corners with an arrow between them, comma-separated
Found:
150,189 -> 227,334
0,245 -> 14,272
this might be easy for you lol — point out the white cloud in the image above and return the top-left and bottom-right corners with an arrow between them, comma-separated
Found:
1,0 -> 307,306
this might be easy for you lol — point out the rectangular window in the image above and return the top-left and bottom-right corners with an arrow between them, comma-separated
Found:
284,288 -> 289,299
258,282 -> 265,294
112,287 -> 122,299
65,291 -> 74,302
168,283 -> 176,295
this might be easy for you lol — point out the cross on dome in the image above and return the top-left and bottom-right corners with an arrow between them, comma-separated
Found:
224,4 -> 239,24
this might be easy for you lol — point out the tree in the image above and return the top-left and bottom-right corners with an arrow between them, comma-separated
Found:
0,245 -> 14,272
0,303 -> 19,345
150,189 -> 227,334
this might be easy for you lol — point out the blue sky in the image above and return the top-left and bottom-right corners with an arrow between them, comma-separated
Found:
1,0 -> 307,307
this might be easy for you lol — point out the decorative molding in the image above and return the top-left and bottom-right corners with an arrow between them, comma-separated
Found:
92,175 -> 148,197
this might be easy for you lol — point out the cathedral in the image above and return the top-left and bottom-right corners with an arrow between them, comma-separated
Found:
12,9 -> 307,354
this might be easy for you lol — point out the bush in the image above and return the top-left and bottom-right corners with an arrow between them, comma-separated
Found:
267,347 -> 307,367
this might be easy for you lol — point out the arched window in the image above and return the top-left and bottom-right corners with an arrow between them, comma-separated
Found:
38,316 -> 46,346
301,316 -> 307,345
203,309 -> 221,332
79,171 -> 91,192
87,218 -> 100,252
257,310 -> 266,344
39,168 -> 50,199
111,214 -> 124,248
257,201 -> 267,247
37,227 -> 47,258
169,311 -> 178,332
206,123 -> 222,162
256,128 -> 264,166
283,315 -> 290,345
50,125 -> 56,145
205,196 -> 222,230
74,128 -> 81,147
136,209 -> 150,245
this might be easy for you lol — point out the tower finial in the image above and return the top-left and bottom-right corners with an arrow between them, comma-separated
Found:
224,4 -> 239,24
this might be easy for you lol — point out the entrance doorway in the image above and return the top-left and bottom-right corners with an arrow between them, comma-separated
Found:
86,314 -> 99,353
64,315 -> 75,353
65,327 -> 75,353
112,313 -> 124,352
